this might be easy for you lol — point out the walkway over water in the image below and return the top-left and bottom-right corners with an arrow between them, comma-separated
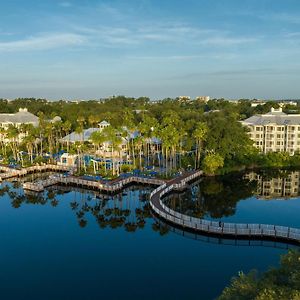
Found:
0,164 -> 74,181
22,174 -> 164,193
149,171 -> 300,245
2,164 -> 300,245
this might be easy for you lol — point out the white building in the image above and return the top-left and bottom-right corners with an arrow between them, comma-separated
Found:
250,100 -> 266,107
98,120 -> 110,131
0,108 -> 39,129
241,107 -> 300,154
58,153 -> 78,167
178,96 -> 191,102
278,101 -> 297,108
196,96 -> 210,103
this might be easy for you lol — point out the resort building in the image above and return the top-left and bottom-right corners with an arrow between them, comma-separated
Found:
195,96 -> 210,103
278,101 -> 298,108
241,107 -> 300,154
58,153 -> 78,167
250,100 -> 266,107
177,96 -> 191,102
0,108 -> 39,129
245,171 -> 300,199
61,128 -> 101,143
98,120 -> 110,131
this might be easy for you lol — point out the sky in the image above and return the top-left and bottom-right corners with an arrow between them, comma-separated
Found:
1,0 -> 300,100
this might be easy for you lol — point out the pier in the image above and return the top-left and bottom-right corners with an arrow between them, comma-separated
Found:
22,174 -> 165,193
149,171 -> 300,245
2,164 -> 300,245
0,164 -> 74,181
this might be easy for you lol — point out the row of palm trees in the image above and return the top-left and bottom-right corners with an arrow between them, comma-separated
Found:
0,111 -> 209,174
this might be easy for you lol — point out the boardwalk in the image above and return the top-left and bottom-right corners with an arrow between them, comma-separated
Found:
2,164 -> 300,245
22,174 -> 165,193
0,164 -> 74,181
149,171 -> 300,245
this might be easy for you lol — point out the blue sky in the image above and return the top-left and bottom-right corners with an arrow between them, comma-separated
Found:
1,0 -> 300,100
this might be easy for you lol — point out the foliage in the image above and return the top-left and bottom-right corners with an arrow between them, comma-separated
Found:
0,96 -> 299,176
218,250 -> 300,300
202,153 -> 224,175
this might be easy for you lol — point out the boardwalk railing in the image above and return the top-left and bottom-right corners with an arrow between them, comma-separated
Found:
22,174 -> 166,193
149,171 -> 300,244
0,164 -> 74,181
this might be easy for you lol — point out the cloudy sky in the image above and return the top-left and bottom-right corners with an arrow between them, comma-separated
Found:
1,0 -> 300,100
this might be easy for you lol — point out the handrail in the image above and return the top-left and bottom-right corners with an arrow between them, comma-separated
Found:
149,170 -> 300,244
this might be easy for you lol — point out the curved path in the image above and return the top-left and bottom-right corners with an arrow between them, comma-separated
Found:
7,164 -> 300,245
149,171 -> 300,245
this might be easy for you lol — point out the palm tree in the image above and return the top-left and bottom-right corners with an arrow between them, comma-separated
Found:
193,122 -> 208,169
88,115 -> 99,128
23,134 -> 35,164
6,125 -> 20,162
90,131 -> 105,152
62,120 -> 72,151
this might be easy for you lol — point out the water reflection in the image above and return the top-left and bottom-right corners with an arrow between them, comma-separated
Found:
164,173 -> 257,219
0,182 -> 170,235
245,169 -> 300,199
164,169 -> 300,222
2,169 -> 300,240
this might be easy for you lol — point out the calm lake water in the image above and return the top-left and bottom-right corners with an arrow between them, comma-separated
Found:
0,169 -> 299,300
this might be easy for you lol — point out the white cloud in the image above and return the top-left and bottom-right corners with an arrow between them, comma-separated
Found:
0,33 -> 86,52
72,23 -> 257,48
198,36 -> 259,46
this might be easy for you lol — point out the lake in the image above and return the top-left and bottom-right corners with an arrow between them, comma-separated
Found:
0,169 -> 299,300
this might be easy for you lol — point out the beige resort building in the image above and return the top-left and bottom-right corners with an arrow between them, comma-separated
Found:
241,107 -> 300,154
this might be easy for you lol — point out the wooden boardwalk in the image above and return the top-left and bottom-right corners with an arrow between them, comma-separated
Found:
3,164 -> 300,245
0,164 -> 74,181
22,174 -> 165,193
149,171 -> 300,245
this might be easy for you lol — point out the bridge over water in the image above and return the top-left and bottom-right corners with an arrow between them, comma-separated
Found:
149,171 -> 300,246
2,164 -> 299,245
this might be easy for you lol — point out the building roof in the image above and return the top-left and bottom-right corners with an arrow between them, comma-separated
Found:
0,108 -> 39,125
62,128 -> 101,143
242,108 -> 300,126
51,116 -> 62,123
98,120 -> 110,126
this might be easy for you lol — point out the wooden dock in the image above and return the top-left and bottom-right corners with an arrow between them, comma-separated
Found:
0,164 -> 74,182
22,174 -> 165,193
149,171 -> 300,245
4,164 -> 299,245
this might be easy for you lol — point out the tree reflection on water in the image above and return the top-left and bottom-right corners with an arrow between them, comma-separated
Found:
164,169 -> 300,219
0,182 -> 169,235
3,169 -> 296,236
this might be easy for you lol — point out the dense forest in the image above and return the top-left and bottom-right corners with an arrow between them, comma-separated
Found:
1,96 -> 300,176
